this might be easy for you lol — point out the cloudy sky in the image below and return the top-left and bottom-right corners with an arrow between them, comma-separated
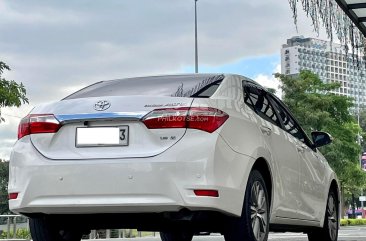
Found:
0,0 -> 329,159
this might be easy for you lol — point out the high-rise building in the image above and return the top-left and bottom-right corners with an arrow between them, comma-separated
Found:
281,36 -> 366,107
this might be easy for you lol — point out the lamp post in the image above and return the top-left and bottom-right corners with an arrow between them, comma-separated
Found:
357,69 -> 364,217
194,0 -> 199,73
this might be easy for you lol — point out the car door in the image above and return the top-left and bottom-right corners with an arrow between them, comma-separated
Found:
296,141 -> 328,222
243,84 -> 301,220
268,95 -> 327,222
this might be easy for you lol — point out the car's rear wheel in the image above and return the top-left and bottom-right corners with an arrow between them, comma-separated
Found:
29,217 -> 82,241
160,230 -> 193,241
224,170 -> 270,241
308,190 -> 338,241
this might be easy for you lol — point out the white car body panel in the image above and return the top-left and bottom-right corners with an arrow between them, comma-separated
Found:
260,120 -> 302,220
8,74 -> 339,231
9,130 -> 253,216
297,140 -> 327,222
31,96 -> 193,160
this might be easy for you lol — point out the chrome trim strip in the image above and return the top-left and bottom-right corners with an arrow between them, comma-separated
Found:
55,112 -> 146,124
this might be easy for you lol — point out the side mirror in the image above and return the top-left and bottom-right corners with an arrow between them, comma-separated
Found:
311,131 -> 332,148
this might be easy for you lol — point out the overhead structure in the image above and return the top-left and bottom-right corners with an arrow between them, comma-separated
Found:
335,0 -> 366,37
195,0 -> 199,74
288,0 -> 366,60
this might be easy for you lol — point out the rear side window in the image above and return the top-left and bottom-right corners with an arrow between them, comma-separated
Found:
244,85 -> 280,126
191,81 -> 221,98
64,74 -> 224,100
269,95 -> 309,145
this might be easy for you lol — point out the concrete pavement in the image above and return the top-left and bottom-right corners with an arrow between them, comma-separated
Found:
105,226 -> 366,241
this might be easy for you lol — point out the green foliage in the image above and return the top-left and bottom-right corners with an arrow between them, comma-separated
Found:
340,219 -> 366,226
0,161 -> 9,214
0,228 -> 31,239
0,61 -> 28,122
275,70 -> 366,191
340,219 -> 348,226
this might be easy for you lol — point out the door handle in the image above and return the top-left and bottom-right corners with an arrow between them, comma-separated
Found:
260,126 -> 272,136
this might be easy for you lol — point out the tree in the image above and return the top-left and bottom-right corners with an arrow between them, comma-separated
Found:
0,160 -> 9,214
0,61 -> 28,122
275,70 -> 366,194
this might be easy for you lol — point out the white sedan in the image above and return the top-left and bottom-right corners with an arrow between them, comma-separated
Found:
8,74 -> 340,241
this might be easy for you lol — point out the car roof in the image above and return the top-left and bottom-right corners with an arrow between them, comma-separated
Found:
63,73 -> 266,100
103,73 -> 225,84
101,73 -> 263,87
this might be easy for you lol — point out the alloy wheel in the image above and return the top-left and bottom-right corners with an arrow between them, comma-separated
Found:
327,195 -> 338,241
250,181 -> 268,241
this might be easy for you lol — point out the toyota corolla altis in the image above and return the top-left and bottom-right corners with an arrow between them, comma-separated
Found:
9,74 -> 340,241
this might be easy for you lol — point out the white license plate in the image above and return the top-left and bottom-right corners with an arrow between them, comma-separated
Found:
76,126 -> 129,147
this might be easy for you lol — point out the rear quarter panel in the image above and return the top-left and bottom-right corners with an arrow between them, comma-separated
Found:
191,75 -> 274,211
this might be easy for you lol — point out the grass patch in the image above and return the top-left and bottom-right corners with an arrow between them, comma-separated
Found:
0,228 -> 31,239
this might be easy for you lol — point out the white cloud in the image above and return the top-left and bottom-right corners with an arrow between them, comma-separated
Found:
0,0 -> 332,158
0,140 -> 15,161
0,1 -> 86,25
0,106 -> 33,160
254,64 -> 282,98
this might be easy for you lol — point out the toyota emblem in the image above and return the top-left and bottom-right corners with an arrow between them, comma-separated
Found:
94,100 -> 111,111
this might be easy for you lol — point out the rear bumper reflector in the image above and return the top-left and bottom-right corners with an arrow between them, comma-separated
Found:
8,193 -> 19,200
194,190 -> 219,197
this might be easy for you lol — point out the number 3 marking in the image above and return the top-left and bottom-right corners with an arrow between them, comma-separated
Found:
120,129 -> 126,141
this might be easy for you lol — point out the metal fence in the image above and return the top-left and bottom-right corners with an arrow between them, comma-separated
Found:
0,215 -> 157,240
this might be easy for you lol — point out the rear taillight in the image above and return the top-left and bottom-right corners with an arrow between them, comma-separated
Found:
142,108 -> 189,129
18,114 -> 61,139
8,193 -> 18,200
142,107 -> 229,133
188,107 -> 229,133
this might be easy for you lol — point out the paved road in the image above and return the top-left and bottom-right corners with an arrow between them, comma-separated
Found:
110,226 -> 366,241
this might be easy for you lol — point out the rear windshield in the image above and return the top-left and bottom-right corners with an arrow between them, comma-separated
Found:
64,74 -> 225,100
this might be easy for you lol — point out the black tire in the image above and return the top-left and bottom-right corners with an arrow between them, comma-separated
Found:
29,217 -> 82,241
308,190 -> 339,241
224,170 -> 270,241
160,230 -> 193,241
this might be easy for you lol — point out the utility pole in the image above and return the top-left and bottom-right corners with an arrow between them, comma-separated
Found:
357,76 -> 364,217
194,0 -> 199,73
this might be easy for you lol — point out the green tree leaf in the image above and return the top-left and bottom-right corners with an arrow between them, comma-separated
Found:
0,61 -> 28,122
0,160 -> 9,214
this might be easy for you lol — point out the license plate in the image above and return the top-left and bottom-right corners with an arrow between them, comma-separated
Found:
76,126 -> 129,147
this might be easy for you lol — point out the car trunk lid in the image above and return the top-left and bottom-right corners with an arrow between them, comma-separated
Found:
29,96 -> 193,160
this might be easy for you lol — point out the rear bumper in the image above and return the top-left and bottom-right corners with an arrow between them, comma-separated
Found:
9,131 -> 255,217
28,211 -> 229,232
